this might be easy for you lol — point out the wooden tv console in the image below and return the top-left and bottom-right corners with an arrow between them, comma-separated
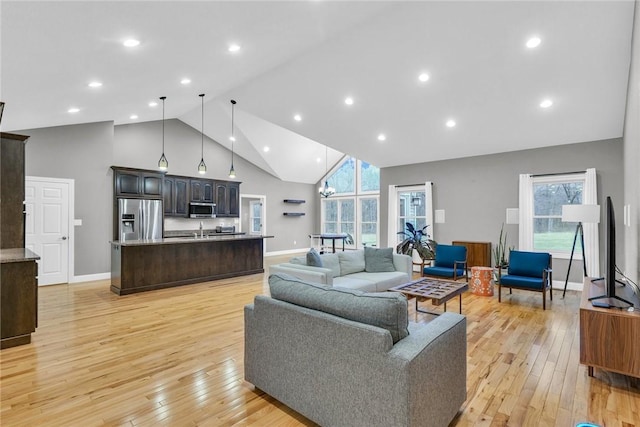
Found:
579,277 -> 640,378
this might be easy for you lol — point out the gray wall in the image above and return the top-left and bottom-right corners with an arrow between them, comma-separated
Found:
20,119 -> 318,277
381,138 -> 624,284
24,121 -> 114,276
623,0 -> 639,285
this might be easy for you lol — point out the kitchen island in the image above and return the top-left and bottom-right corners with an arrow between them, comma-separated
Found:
110,234 -> 271,295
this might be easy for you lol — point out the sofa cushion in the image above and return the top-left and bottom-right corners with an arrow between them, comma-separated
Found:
306,248 -> 323,267
320,253 -> 341,277
347,271 -> 409,292
333,276 -> 378,293
269,273 -> 409,343
364,247 -> 396,273
338,250 -> 365,275
289,256 -> 306,265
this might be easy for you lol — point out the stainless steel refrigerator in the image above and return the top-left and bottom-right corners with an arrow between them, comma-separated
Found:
118,198 -> 163,241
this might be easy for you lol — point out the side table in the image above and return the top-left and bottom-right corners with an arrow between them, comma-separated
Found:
470,266 -> 494,296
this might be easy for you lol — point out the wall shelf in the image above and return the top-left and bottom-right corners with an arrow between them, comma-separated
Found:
283,212 -> 305,216
283,199 -> 306,204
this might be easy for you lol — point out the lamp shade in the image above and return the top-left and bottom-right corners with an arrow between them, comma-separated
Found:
561,204 -> 600,223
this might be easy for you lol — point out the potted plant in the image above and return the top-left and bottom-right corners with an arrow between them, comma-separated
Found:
493,223 -> 509,269
396,223 -> 436,263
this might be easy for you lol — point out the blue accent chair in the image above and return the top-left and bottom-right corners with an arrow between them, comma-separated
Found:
423,244 -> 468,282
498,250 -> 553,310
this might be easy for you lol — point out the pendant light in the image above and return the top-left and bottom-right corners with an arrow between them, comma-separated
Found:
197,94 -> 207,174
319,145 -> 335,198
228,99 -> 237,178
157,96 -> 168,171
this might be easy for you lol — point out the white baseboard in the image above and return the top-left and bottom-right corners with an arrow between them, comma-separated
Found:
552,280 -> 582,292
265,248 -> 309,257
69,272 -> 111,283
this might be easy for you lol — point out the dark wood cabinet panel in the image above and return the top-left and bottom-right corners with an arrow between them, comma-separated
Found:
1,133 -> 28,249
228,183 -> 239,217
190,179 -> 214,203
1,254 -> 39,349
115,170 -> 142,196
113,167 -> 163,199
215,181 -> 240,217
163,177 -> 190,217
215,182 -> 228,216
110,238 -> 265,295
141,173 -> 163,197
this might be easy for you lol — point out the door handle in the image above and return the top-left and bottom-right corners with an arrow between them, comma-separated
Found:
62,236 -> 67,240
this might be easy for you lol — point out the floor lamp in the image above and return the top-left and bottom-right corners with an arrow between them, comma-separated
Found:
561,204 -> 600,298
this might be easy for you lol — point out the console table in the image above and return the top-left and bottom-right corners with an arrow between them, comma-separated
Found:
579,277 -> 640,378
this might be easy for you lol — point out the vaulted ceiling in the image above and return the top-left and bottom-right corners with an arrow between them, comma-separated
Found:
1,1 -> 634,184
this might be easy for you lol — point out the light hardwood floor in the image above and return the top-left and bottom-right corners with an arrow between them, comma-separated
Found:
1,255 -> 639,426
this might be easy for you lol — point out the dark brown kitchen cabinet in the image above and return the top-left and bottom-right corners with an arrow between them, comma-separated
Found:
163,176 -> 189,217
215,181 -> 240,217
113,167 -> 163,199
1,132 -> 29,248
190,179 -> 214,203
1,249 -> 40,349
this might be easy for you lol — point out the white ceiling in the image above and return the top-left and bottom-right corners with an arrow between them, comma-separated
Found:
1,1 -> 634,184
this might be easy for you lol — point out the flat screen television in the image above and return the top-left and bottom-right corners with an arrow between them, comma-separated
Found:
589,196 -> 633,308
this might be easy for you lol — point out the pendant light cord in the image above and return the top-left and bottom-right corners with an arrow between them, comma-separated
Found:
200,94 -> 205,157
161,96 -> 166,152
230,100 -> 236,166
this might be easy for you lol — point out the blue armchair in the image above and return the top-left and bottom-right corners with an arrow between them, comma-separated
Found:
498,250 -> 553,310
423,244 -> 468,282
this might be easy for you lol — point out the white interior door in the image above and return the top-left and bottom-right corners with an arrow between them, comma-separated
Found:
25,177 -> 70,285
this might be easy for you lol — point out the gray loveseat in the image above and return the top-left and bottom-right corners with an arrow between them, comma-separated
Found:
269,248 -> 412,292
244,273 -> 467,427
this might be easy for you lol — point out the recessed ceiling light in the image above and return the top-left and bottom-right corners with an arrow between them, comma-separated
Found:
123,39 -> 140,48
418,73 -> 430,82
68,107 -> 80,113
540,99 -> 553,108
130,114 -> 138,120
148,101 -> 158,107
263,146 -> 270,152
294,114 -> 302,122
229,136 -> 236,142
526,37 -> 541,49
344,97 -> 354,106
180,78 -> 191,85
377,134 -> 386,141
316,157 -> 322,163
446,119 -> 456,128
88,81 -> 102,88
228,44 -> 241,52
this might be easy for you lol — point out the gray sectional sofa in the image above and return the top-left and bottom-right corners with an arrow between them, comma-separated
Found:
244,273 -> 467,427
269,248 -> 412,292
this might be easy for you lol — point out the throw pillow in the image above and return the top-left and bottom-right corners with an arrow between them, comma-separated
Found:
364,247 -> 396,273
319,253 -> 341,277
338,250 -> 365,275
269,273 -> 409,343
306,248 -> 323,267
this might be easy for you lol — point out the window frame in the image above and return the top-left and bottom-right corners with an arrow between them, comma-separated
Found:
530,174 -> 586,260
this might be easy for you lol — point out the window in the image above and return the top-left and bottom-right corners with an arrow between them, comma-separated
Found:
533,179 -> 583,254
321,157 -> 380,248
397,190 -> 427,244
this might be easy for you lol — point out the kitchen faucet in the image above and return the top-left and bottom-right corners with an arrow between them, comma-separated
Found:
199,221 -> 204,238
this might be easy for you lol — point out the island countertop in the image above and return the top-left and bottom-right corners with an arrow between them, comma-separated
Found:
111,234 -> 273,247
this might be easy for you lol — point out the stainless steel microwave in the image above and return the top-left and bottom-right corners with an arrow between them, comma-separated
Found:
189,202 -> 216,218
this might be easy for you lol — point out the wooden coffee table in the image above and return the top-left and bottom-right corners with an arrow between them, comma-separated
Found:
390,277 -> 468,314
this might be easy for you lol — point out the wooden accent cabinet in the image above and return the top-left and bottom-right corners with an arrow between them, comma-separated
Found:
580,277 -> 640,378
1,132 -> 29,248
452,241 -> 492,267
